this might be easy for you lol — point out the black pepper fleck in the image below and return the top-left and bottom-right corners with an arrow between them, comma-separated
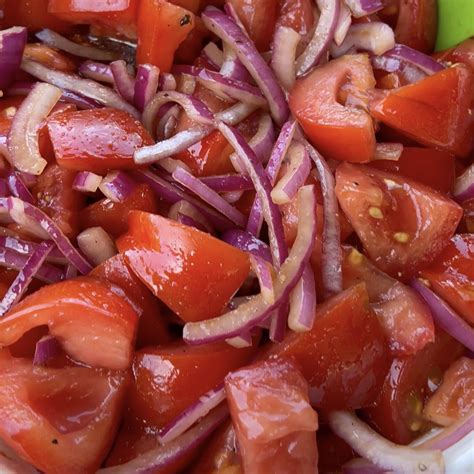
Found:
180,15 -> 191,26
52,439 -> 58,445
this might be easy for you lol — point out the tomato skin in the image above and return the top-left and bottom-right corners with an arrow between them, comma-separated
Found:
225,357 -> 319,474
47,108 -> 153,173
117,212 -> 250,323
81,183 -> 159,238
263,284 -> 390,409
420,234 -> 474,326
136,0 -> 194,71
0,350 -> 128,474
289,54 -> 376,163
335,163 -> 463,280
369,65 -> 474,157
0,277 -> 139,370
276,0 -> 314,37
434,39 -> 474,81
364,330 -> 464,444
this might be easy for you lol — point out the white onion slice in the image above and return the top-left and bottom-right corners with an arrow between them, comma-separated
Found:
77,227 -> 117,267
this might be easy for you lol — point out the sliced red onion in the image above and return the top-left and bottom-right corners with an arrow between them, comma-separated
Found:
110,60 -> 135,103
98,403 -> 228,474
159,384 -> 226,445
7,173 -> 35,204
0,240 -> 55,316
296,0 -> 340,77
374,143 -> 403,161
221,229 -> 272,262
0,235 -> 66,264
226,331 -> 253,348
7,82 -> 61,175
0,179 -> 9,197
77,227 -> 117,267
21,59 -> 139,118
331,23 -> 395,58
157,157 -> 191,175
64,264 -> 77,280
183,185 -> 316,344
202,7 -> 289,126
159,73 -> 177,92
334,1 -> 352,46
271,26 -> 301,91
411,279 -> 474,352
168,200 -> 213,234
172,166 -> 247,228
304,140 -> 343,296
155,104 -> 180,141
0,27 -> 27,90
201,174 -> 252,193
421,412 -> 474,451
329,411 -> 444,473
134,64 -> 160,112
344,0 -> 384,18
220,43 -> 252,82
177,73 -> 196,95
99,171 -> 136,203
17,172 -> 37,189
453,164 -> 474,203
79,61 -> 114,84
250,254 -> 275,304
172,65 -> 202,77
72,171 -> 102,193
202,42 -> 224,69
271,142 -> 311,205
33,335 -> 61,366
288,263 -> 317,332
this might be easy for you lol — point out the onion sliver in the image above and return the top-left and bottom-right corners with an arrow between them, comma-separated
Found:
77,227 -> 117,267
110,60 -> 135,103
345,0 -> 384,18
73,171 -> 102,193
0,26 -> 27,90
453,164 -> 474,203
221,229 -> 272,262
271,26 -> 301,91
134,64 -> 160,112
288,263 -> 317,332
250,254 -> 275,304
168,200 -> 213,234
99,171 -> 136,203
201,174 -> 253,193
33,335 -> 61,366
79,61 -> 114,84
7,173 -> 35,203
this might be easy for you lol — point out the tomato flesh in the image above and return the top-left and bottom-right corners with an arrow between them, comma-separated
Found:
276,0 -> 314,37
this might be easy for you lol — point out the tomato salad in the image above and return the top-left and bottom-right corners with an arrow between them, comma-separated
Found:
0,0 -> 472,473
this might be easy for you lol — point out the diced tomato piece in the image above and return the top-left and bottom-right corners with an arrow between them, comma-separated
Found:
364,330 -> 465,444
434,38 -> 474,76
276,0 -> 314,37
0,277 -> 139,370
226,357 -> 319,473
117,212 -> 250,322
369,147 -> 456,194
47,108 -> 153,173
420,234 -> 474,325
81,183 -> 159,238
335,163 -> 463,280
424,357 -> 474,427
317,428 -> 356,474
136,0 -> 194,71
175,16 -> 210,64
369,65 -> 474,157
263,284 -> 390,409
91,254 -> 171,349
343,246 -> 434,356
228,0 -> 279,52
169,0 -> 200,13
24,44 -> 76,72
290,54 -> 376,163
0,350 -> 127,473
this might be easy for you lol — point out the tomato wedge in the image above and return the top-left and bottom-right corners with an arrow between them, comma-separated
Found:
276,0 -> 315,37
289,54 -> 376,163
335,163 -> 463,280
225,357 -> 319,474
117,212 -> 250,323
47,108 -> 153,173
0,277 -> 139,370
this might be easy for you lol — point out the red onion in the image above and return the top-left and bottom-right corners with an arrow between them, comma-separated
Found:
226,332 -> 253,348
33,335 -> 61,366
177,73 -> 196,95
183,185 -> 316,344
172,166 -> 247,228
453,164 -> 474,202
334,1 -> 352,46
202,7 -> 289,126
421,412 -> 474,451
0,235 -> 66,264
172,65 -> 202,77
64,264 -> 77,280
221,229 -> 272,262
220,43 -> 251,82
7,83 -> 61,175
201,174 -> 253,193
134,64 -> 160,112
329,411 -> 444,473
99,171 -> 136,203
110,60 -> 135,103
155,104 -> 180,141
374,143 -> 403,161
7,172 -> 35,204
250,254 -> 275,304
345,0 -> 384,18
159,72 -> 177,92
79,60 -> 114,84
157,157 -> 191,174
21,59 -> 139,118
0,241 -> 55,316
411,279 -> 474,352
77,227 -> 117,267
72,171 -> 102,193
296,0 -> 340,77
271,26 -> 301,91
168,200 -> 213,234
0,26 -> 27,90
202,42 -> 224,69
288,263 -> 316,332
0,179 -> 9,197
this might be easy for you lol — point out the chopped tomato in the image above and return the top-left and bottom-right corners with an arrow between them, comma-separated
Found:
369,65 -> 474,157
343,246 -> 434,356
47,108 -> 153,173
91,254 -> 171,349
175,16 -> 210,64
81,183 -> 159,238
31,164 -> 85,239
369,147 -> 456,194
225,357 -> 319,474
434,38 -> 474,81
420,234 -> 474,325
276,0 -> 314,37
0,277 -> 139,370
228,0 -> 279,52
0,350 -> 128,473
263,283 -> 390,409
290,54 -> 376,163
23,44 -> 76,72
424,357 -> 474,427
317,428 -> 356,474
136,0 -> 195,71
117,212 -> 250,323
335,163 -> 463,280
169,0 -> 200,13
364,330 -> 465,444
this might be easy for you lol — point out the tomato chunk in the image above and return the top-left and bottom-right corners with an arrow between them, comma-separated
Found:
47,108 -> 153,173
420,234 -> 474,326
369,65 -> 474,157
335,163 -> 463,280
263,283 -> 390,409
276,0 -> 314,37
117,212 -> 250,322
289,54 -> 376,163
225,357 -> 319,474
0,277 -> 139,370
